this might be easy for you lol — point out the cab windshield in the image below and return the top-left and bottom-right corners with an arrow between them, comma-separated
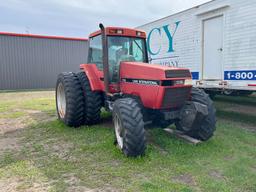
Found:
108,36 -> 147,82
88,35 -> 147,82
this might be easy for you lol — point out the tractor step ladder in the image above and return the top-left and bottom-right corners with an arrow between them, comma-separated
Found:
164,128 -> 202,145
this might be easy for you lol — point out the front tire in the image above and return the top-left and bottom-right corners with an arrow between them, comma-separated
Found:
56,72 -> 85,127
176,87 -> 216,141
113,98 -> 146,157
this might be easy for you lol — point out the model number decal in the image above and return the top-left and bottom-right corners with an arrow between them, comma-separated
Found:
122,78 -> 160,85
224,70 -> 256,80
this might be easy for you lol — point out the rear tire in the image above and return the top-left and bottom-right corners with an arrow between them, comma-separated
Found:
77,71 -> 102,125
113,98 -> 146,157
56,72 -> 85,127
176,87 -> 216,141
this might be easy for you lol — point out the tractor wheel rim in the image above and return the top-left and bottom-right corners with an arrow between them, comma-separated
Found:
114,114 -> 124,149
57,82 -> 66,119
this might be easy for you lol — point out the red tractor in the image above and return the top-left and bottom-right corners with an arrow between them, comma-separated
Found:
56,24 -> 216,157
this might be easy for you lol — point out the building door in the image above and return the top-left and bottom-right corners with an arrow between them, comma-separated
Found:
203,16 -> 223,80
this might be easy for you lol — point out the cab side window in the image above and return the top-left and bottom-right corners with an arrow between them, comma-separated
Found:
88,35 -> 103,70
132,39 -> 144,62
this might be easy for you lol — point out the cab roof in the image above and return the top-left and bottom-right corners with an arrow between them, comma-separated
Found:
89,27 -> 146,39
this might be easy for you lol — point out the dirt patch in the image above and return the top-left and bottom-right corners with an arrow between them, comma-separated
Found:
0,117 -> 28,135
172,174 -> 196,186
0,110 -> 55,135
63,173 -> 120,192
25,110 -> 56,123
223,155 -> 234,161
0,91 -> 55,135
43,141 -> 74,161
93,187 -> 120,192
0,137 -> 20,152
0,177 -> 49,192
208,170 -> 225,180
63,173 -> 88,191
67,186 -> 120,192
250,165 -> 256,172
0,177 -> 24,192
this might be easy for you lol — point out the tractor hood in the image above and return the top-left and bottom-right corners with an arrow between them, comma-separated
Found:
120,62 -> 192,80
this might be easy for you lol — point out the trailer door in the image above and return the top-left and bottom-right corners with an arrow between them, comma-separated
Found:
203,16 -> 223,80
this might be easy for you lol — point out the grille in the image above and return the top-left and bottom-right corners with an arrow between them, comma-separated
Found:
162,87 -> 191,108
165,70 -> 191,78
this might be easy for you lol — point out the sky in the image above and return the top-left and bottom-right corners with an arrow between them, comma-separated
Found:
0,0 -> 211,38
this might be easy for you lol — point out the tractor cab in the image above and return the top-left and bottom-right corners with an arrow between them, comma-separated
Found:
87,26 -> 148,85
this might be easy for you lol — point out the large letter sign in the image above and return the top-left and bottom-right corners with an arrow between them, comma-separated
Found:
147,21 -> 180,55
147,27 -> 161,55
162,21 -> 180,53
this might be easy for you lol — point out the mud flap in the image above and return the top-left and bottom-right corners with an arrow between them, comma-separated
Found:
178,101 -> 208,132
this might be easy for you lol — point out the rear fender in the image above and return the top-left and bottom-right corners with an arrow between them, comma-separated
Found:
80,64 -> 104,91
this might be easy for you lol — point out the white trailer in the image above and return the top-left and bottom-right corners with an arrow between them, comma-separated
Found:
138,0 -> 256,96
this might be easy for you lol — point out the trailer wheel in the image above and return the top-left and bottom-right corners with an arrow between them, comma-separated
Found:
56,72 -> 85,127
77,71 -> 102,125
176,87 -> 216,141
113,98 -> 146,157
223,90 -> 237,96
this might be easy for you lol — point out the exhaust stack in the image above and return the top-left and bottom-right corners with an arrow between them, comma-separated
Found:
99,23 -> 110,94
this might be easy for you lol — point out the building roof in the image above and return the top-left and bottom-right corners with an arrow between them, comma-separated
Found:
0,31 -> 88,41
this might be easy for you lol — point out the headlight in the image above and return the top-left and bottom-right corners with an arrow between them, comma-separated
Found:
173,80 -> 184,85
184,79 -> 193,85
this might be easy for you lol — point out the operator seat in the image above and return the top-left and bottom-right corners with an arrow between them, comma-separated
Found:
110,48 -> 135,82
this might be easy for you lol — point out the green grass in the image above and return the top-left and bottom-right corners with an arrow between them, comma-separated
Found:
214,94 -> 256,126
0,91 -> 55,116
214,94 -> 256,106
0,91 -> 256,191
217,110 -> 256,125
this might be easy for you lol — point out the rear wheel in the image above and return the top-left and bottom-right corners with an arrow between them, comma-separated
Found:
56,72 -> 85,127
113,98 -> 146,157
176,87 -> 216,141
77,71 -> 102,125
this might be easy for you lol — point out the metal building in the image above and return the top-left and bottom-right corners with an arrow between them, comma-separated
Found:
0,32 -> 88,90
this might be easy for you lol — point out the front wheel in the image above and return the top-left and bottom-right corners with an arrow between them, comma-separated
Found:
176,87 -> 216,141
113,98 -> 146,157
